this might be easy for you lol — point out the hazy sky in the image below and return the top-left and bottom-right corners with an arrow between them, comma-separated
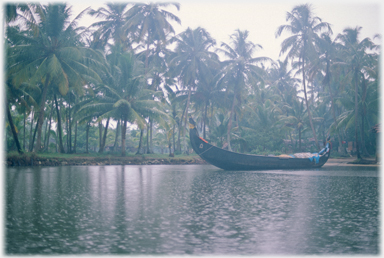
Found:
71,0 -> 381,61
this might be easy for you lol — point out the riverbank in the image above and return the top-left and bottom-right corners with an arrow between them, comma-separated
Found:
6,153 -> 207,167
6,152 -> 379,167
325,158 -> 379,167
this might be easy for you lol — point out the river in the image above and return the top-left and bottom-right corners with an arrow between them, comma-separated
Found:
6,164 -> 379,255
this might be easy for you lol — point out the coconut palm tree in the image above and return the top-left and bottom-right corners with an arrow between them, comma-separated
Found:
217,29 -> 271,151
278,98 -> 308,152
4,3 -> 41,35
7,3 -> 101,152
127,2 -> 180,71
76,49 -> 170,156
310,33 -> 349,155
276,4 -> 332,151
192,64 -> 223,139
88,3 -> 134,51
267,60 -> 299,105
5,27 -> 39,154
127,2 -> 180,153
336,27 -> 377,159
170,27 -> 219,153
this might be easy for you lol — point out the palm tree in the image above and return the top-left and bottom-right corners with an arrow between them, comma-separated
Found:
266,60 -> 300,110
4,3 -> 41,35
311,33 -> 348,155
5,92 -> 23,154
127,2 -> 180,70
5,27 -> 39,154
127,2 -> 180,153
192,65 -> 222,139
278,98 -> 308,152
217,29 -> 271,151
7,3 -> 101,152
77,50 -> 170,156
276,4 -> 332,151
170,27 -> 219,153
336,27 -> 377,159
88,3 -> 134,51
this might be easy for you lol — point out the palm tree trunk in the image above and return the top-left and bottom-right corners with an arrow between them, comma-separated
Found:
360,116 -> 369,156
177,103 -> 187,153
149,118 -> 153,153
299,128 -> 302,152
85,122 -> 90,153
360,77 -> 370,156
136,129 -> 144,155
99,117 -> 110,153
35,79 -> 49,152
43,112 -> 49,149
44,101 -> 54,151
203,100 -> 208,139
65,108 -> 68,152
30,117 -> 39,152
289,132 -> 294,153
98,121 -> 102,151
121,118 -> 127,157
146,121 -> 150,154
113,120 -> 120,151
23,108 -> 26,150
73,121 -> 77,153
44,109 -> 53,152
354,69 -> 361,159
183,88 -> 192,154
327,77 -> 347,155
6,103 -> 23,154
54,94 -> 65,153
302,53 -> 320,151
172,124 -> 176,155
28,107 -> 34,151
227,92 -> 237,151
68,101 -> 72,153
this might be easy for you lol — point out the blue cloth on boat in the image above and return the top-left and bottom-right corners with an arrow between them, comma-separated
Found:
309,153 -> 320,164
319,148 -> 326,155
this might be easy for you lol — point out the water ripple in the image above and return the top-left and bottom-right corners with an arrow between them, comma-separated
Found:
6,165 -> 379,255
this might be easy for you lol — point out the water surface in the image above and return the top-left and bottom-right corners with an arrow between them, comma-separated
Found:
6,164 -> 379,255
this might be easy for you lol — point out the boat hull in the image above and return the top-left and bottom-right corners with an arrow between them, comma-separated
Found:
189,126 -> 330,170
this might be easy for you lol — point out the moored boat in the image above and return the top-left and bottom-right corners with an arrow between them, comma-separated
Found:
189,118 -> 331,170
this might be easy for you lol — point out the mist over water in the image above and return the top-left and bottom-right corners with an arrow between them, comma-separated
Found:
6,165 -> 379,255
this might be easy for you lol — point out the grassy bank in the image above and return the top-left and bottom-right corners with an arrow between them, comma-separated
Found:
6,152 -> 206,167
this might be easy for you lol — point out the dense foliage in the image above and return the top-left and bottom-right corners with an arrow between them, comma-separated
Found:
5,3 -> 380,158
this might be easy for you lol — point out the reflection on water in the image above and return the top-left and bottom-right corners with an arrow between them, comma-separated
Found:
6,165 -> 379,255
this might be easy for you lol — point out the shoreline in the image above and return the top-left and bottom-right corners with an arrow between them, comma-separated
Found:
325,158 -> 379,167
6,154 -> 207,167
5,154 -> 379,168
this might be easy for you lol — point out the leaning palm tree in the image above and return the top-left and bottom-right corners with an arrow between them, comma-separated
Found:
276,4 -> 332,151
7,3 -> 101,152
5,24 -> 41,154
217,29 -> 271,151
5,82 -> 24,154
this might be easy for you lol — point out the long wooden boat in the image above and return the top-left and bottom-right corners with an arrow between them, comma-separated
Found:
189,118 -> 331,170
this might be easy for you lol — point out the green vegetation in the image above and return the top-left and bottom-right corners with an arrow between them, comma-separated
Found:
5,3 -> 380,160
